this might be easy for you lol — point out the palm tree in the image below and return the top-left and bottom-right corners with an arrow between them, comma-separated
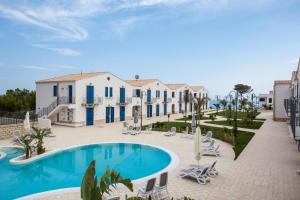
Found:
16,133 -> 34,159
193,96 -> 210,126
219,99 -> 227,112
81,160 -> 133,200
31,127 -> 51,154
183,89 -> 190,126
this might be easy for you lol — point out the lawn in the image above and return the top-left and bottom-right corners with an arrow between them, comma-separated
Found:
210,111 -> 261,119
146,121 -> 255,159
176,115 -> 210,121
205,120 -> 264,129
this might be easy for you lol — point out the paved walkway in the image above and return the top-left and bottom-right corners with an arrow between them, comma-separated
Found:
1,111 -> 300,200
207,111 -> 300,200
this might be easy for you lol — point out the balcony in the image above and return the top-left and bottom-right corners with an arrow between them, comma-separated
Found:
145,98 -> 157,104
81,97 -> 103,107
58,96 -> 76,104
117,97 -> 132,106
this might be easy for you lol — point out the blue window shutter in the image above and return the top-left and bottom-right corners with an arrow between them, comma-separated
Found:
53,85 -> 57,97
110,87 -> 113,97
105,87 -> 108,97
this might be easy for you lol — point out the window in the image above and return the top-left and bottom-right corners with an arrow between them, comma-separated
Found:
105,87 -> 113,97
194,93 -> 197,97
105,87 -> 109,97
156,90 -> 160,98
259,98 -> 265,102
136,89 -> 141,97
53,85 -> 57,97
110,87 -> 113,97
269,98 -> 272,103
172,92 -> 175,98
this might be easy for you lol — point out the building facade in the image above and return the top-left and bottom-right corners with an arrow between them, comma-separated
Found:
258,91 -> 273,109
36,72 -> 209,127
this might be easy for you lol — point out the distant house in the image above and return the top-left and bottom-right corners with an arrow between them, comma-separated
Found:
258,91 -> 273,109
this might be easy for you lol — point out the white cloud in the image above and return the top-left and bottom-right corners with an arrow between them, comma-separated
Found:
33,44 -> 81,56
0,0 -> 276,41
17,65 -> 51,71
290,58 -> 299,65
112,16 -> 145,39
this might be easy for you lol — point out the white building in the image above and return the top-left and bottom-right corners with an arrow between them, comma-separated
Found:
273,80 -> 291,121
258,91 -> 273,109
36,72 -> 209,127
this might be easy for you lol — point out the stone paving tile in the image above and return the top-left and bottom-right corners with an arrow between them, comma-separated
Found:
1,111 -> 299,200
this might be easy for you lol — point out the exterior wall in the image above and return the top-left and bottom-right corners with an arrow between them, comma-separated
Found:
36,73 -> 210,127
0,123 -> 25,140
140,80 -> 172,117
75,73 -> 133,125
258,91 -> 273,108
273,83 -> 291,121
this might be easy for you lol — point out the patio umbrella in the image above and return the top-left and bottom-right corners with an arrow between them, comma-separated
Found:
133,111 -> 139,127
194,127 -> 202,166
192,114 -> 196,133
23,112 -> 31,133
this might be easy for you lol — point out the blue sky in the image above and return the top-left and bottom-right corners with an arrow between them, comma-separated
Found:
0,0 -> 299,98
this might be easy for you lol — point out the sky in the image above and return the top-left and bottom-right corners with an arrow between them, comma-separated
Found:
0,0 -> 299,98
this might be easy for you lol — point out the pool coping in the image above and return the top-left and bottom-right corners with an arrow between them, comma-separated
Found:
1,142 -> 179,200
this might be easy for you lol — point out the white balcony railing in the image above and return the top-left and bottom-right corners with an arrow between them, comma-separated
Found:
116,97 -> 132,106
81,97 -> 103,107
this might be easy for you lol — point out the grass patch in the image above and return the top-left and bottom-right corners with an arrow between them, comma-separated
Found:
210,111 -> 261,119
206,120 -> 264,129
176,115 -> 210,121
147,121 -> 255,159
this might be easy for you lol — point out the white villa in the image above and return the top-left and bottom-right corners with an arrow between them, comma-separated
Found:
258,91 -> 273,109
35,72 -> 209,127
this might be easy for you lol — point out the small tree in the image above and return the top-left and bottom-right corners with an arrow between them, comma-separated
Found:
81,160 -> 133,200
193,96 -> 210,126
16,133 -> 34,159
219,99 -> 227,112
183,89 -> 190,127
31,127 -> 51,154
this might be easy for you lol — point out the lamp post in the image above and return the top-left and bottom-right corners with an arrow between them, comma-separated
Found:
229,90 -> 238,147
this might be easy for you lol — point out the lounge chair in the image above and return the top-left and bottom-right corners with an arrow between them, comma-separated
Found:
145,124 -> 153,134
202,131 -> 212,143
202,145 -> 220,157
202,140 -> 215,150
181,127 -> 189,138
188,161 -> 218,178
137,178 -> 158,199
155,172 -> 170,200
131,127 -> 141,135
178,167 -> 210,185
164,127 -> 176,137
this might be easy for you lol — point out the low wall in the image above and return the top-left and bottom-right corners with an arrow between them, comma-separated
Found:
0,123 -> 25,140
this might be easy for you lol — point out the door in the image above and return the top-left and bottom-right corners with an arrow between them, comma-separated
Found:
86,85 -> 94,104
179,104 -> 182,113
156,104 -> 160,116
120,106 -> 125,121
111,107 -> 115,123
149,105 -> 153,117
120,88 -> 125,103
68,85 -> 73,103
172,104 -> 175,114
147,105 -> 153,118
164,91 -> 167,103
106,107 -> 110,123
164,104 -> 167,115
86,108 -> 94,126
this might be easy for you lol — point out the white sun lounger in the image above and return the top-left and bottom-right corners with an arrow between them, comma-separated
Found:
131,127 -> 141,135
188,161 -> 218,178
202,145 -> 220,157
155,172 -> 170,200
181,127 -> 189,138
201,140 -> 215,150
178,167 -> 210,185
164,127 -> 176,137
202,131 -> 212,143
145,124 -> 153,134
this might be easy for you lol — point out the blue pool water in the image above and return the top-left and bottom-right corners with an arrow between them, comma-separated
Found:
0,143 -> 171,200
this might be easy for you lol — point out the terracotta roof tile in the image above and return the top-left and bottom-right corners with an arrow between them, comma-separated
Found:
126,79 -> 158,87
36,72 -> 108,83
166,84 -> 186,90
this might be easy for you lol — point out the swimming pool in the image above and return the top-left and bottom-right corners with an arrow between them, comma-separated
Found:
0,143 -> 175,200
